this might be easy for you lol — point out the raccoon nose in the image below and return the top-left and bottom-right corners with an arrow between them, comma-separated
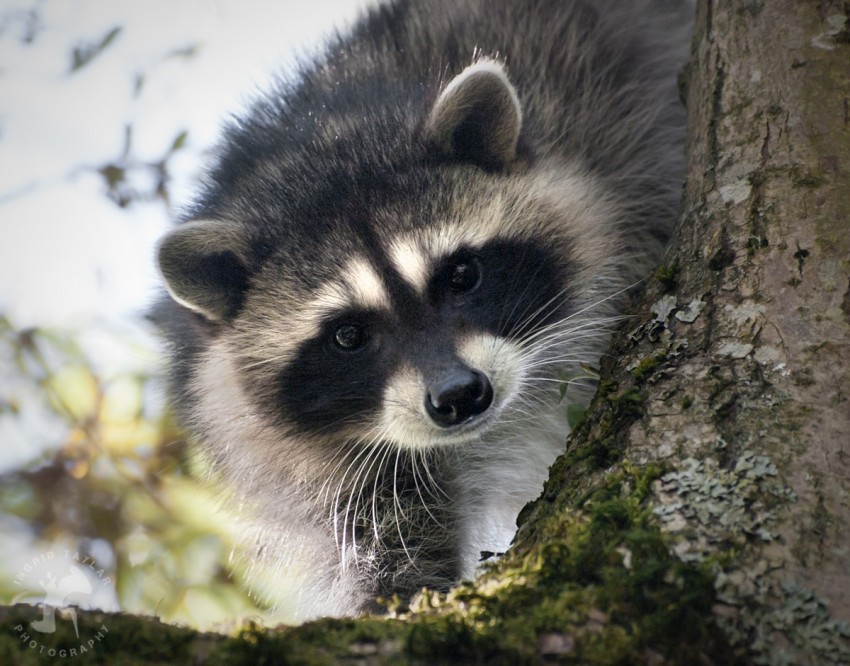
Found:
426,370 -> 493,427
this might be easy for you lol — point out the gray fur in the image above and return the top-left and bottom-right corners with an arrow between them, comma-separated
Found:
154,0 -> 693,620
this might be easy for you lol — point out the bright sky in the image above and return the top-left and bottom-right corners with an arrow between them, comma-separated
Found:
0,0 -> 372,329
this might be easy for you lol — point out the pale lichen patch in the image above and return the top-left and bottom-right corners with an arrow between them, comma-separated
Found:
717,577 -> 850,666
753,345 -> 784,365
720,180 -> 753,205
717,342 -> 754,358
653,454 -> 850,664
675,299 -> 706,323
724,301 -> 766,327
653,454 -> 792,563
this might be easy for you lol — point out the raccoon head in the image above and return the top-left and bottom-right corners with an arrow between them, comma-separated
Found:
157,60 -> 623,462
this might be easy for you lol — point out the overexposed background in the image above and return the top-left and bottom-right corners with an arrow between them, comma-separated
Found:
0,0 -> 374,627
1,0 -> 373,327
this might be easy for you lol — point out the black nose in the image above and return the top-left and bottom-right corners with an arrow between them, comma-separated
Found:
425,369 -> 493,428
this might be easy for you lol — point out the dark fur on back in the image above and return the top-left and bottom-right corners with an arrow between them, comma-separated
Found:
154,0 -> 692,619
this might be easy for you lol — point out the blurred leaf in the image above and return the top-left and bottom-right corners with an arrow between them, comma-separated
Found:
0,479 -> 40,521
160,476 -> 237,538
174,584 -> 260,629
98,163 -> 126,189
70,26 -> 122,73
0,396 -> 19,415
45,365 -> 99,422
165,44 -> 201,60
64,456 -> 91,480
557,363 -> 601,403
121,528 -> 152,567
169,130 -> 189,153
101,376 -> 142,423
0,314 -> 271,625
101,420 -> 159,454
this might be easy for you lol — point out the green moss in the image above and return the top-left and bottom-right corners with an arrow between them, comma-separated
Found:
1,463 -> 745,665
220,617 -> 412,665
0,606 -> 218,666
402,465 -> 737,664
566,403 -> 588,430
596,379 -> 618,400
558,385 -> 646,493
550,387 -> 644,481
610,389 -> 644,420
629,352 -> 668,382
654,262 -> 681,293
746,235 -> 769,252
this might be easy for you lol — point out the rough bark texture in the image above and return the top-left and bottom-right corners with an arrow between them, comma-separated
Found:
3,1 -> 850,664
545,0 -> 850,661
639,0 -> 850,649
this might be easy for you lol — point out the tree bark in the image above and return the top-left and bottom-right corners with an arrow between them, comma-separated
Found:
3,1 -> 850,664
519,0 -> 850,661
626,0 -> 850,660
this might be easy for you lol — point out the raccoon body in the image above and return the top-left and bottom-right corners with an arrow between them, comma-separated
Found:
154,0 -> 692,619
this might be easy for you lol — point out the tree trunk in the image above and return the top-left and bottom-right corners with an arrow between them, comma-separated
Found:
620,0 -> 850,660
518,0 -> 850,661
3,1 -> 849,664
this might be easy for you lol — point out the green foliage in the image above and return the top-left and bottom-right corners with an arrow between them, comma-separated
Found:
566,403 -> 587,431
0,9 -> 271,629
70,26 -> 122,73
0,314 -> 268,628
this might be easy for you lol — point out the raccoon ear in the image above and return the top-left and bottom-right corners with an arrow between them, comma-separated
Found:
157,220 -> 252,321
426,59 -> 523,171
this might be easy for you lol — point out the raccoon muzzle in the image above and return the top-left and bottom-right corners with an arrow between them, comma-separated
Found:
425,367 -> 494,427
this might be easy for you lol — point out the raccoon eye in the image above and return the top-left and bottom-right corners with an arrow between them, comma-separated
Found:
449,257 -> 482,294
333,323 -> 367,351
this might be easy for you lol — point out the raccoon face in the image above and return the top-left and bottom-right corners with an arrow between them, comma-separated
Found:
263,230 -> 572,450
157,59 -> 621,456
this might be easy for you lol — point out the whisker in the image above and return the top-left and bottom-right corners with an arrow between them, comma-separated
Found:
341,428 -> 387,564
371,439 -> 394,542
392,448 -> 417,568
350,430 -> 391,563
411,448 -> 448,528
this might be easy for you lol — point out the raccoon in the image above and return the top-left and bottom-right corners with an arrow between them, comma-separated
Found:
153,0 -> 692,619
